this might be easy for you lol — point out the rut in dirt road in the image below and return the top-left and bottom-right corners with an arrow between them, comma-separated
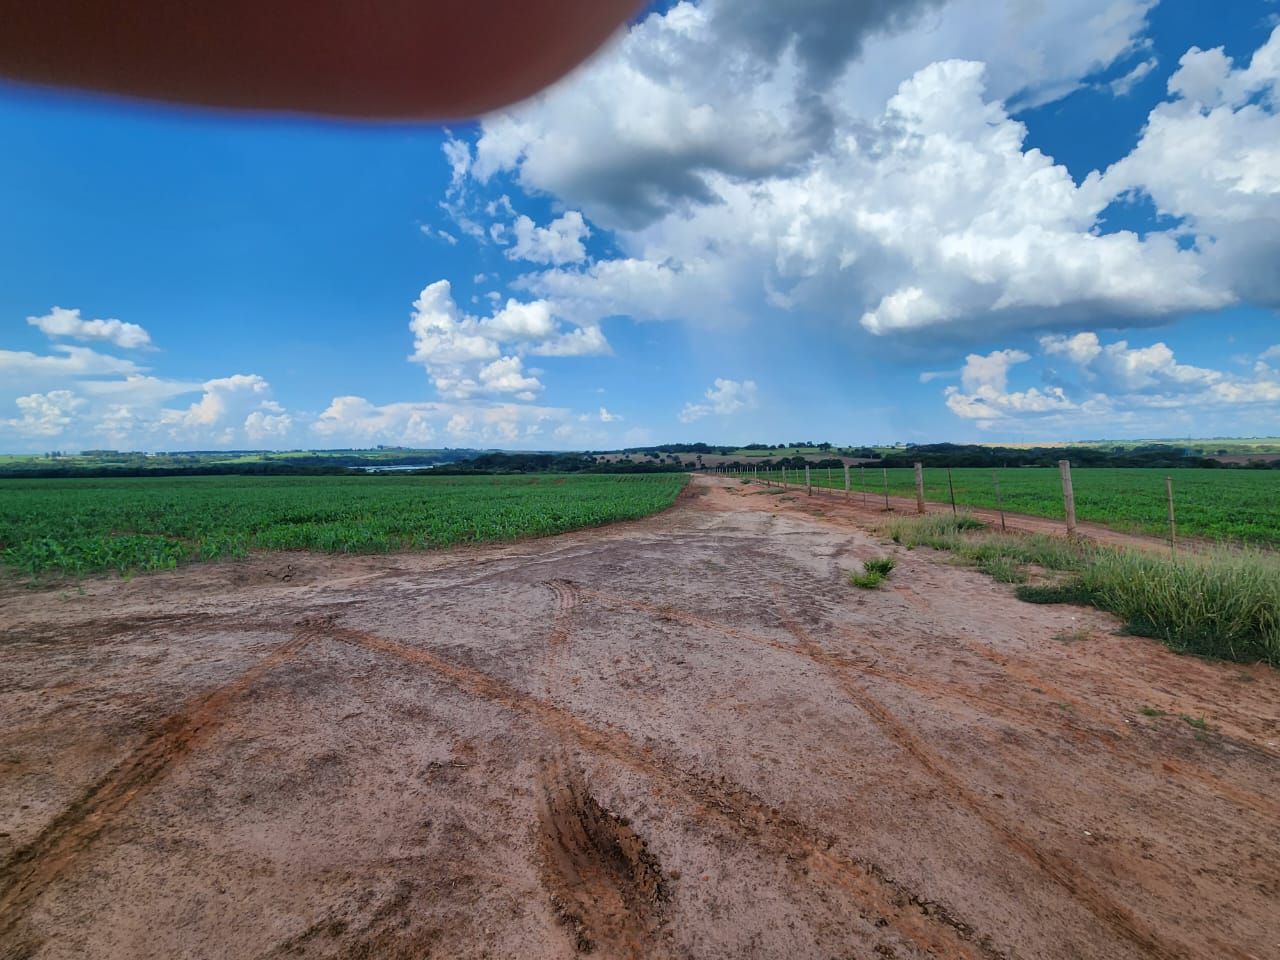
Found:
537,758 -> 668,959
0,631 -> 314,955
318,621 -> 1004,960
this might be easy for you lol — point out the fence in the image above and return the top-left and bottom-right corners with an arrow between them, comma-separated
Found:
708,460 -> 1218,555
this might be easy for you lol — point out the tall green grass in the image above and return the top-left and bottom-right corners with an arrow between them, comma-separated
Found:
883,514 -> 1280,665
1070,549 -> 1280,663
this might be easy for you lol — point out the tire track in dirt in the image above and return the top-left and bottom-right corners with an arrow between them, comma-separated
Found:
0,612 -> 211,647
768,598 -> 1212,960
581,586 -> 1121,743
582,585 -> 1092,736
546,579 -> 580,653
838,625 -> 1280,822
536,579 -> 670,960
318,622 -> 1003,960
0,630 -> 314,950
577,588 -> 1280,826
922,629 -> 1136,733
937,633 -> 1280,759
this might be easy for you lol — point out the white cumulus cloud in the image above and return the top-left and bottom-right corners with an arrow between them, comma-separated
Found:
4,390 -> 86,437
312,395 -> 594,447
1099,27 -> 1280,308
408,280 -> 609,400
158,374 -> 290,446
679,378 -> 759,422
27,306 -> 153,350
943,332 -> 1280,435
445,4 -> 1280,364
960,349 -> 1030,393
506,211 -> 591,265
473,0 -> 1156,229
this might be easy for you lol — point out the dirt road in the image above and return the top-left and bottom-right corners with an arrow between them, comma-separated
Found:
1,476 -> 1277,959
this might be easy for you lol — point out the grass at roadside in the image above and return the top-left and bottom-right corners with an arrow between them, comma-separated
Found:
881,514 -> 1280,666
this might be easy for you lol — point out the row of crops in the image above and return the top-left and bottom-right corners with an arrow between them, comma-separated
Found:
783,466 -> 1279,545
0,473 -> 689,576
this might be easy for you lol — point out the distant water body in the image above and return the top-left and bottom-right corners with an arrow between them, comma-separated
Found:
359,464 -> 438,473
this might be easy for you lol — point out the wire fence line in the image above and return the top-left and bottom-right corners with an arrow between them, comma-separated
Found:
707,460 -> 1276,554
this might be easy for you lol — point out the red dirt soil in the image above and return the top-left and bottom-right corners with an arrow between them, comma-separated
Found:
1,476 -> 1276,960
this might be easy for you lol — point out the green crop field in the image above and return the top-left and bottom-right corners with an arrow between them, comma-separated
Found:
732,446 -> 829,458
786,466 -> 1280,545
0,473 -> 688,577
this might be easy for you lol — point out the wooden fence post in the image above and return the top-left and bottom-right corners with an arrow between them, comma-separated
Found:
914,462 -> 925,514
992,469 -> 1006,532
861,466 -> 867,505
1166,476 -> 1176,559
805,465 -> 812,496
844,464 -> 851,501
947,467 -> 957,516
882,467 -> 890,510
1059,459 -> 1077,537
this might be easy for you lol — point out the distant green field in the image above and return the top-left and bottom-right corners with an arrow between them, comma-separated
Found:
777,465 -> 1280,545
731,446 -> 846,458
0,473 -> 687,576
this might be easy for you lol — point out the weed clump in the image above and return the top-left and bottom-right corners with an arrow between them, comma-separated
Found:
850,556 -> 896,589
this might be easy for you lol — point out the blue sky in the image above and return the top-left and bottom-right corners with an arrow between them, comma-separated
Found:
2,0 -> 1278,452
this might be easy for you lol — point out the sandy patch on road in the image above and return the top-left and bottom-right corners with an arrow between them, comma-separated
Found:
1,476 -> 1277,960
